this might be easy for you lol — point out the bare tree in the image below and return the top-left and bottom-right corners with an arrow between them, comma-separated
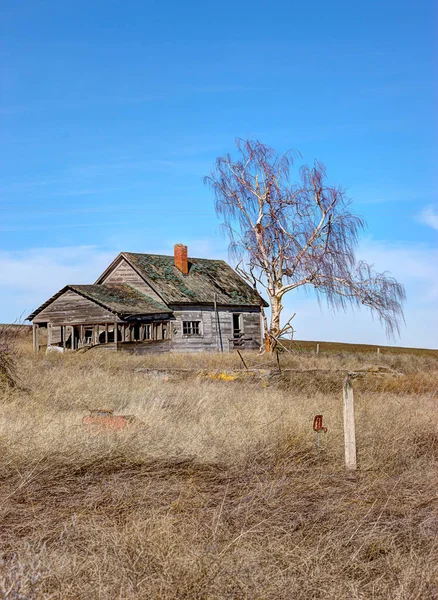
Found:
205,139 -> 405,352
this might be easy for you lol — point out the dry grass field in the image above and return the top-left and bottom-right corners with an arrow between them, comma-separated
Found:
285,339 -> 438,358
0,330 -> 437,599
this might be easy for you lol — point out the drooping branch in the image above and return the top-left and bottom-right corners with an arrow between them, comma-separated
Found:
308,262 -> 406,337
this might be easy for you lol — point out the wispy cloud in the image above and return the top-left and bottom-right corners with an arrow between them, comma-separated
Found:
417,205 -> 438,231
0,155 -> 211,200
0,240 -> 227,322
0,247 -> 115,293
0,84 -> 263,116
190,85 -> 267,94
0,94 -> 165,116
351,186 -> 437,206
51,184 -> 146,197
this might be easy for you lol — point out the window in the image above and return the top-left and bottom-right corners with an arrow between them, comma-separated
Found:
183,321 -> 201,335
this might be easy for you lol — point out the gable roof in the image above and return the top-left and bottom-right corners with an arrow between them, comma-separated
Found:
27,284 -> 171,321
96,252 -> 268,307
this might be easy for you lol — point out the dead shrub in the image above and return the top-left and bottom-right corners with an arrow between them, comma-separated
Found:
0,325 -> 21,390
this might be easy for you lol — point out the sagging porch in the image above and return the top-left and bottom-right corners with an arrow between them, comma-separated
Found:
32,318 -> 171,353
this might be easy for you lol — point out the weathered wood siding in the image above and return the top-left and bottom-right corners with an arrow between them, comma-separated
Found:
33,290 -> 117,325
169,305 -> 262,351
242,312 -> 262,338
51,325 -> 62,344
100,258 -> 164,303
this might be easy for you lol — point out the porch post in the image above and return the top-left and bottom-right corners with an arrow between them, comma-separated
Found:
32,324 -> 39,353
67,326 -> 73,351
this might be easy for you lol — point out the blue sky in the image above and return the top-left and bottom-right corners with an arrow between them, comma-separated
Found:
1,0 -> 437,347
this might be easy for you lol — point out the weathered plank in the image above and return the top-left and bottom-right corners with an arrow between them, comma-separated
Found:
33,290 -> 117,325
100,257 -> 164,303
169,306 -> 262,351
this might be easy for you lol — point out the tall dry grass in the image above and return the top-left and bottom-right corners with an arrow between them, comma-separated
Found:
0,339 -> 437,599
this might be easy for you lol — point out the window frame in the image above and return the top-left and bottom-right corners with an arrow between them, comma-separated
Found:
182,320 -> 202,336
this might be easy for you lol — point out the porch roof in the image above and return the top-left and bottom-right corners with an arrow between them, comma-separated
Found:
27,284 -> 172,321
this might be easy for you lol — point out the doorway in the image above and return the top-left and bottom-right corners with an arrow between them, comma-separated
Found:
233,313 -> 243,346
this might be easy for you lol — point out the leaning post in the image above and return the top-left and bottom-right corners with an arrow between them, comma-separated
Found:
343,374 -> 357,471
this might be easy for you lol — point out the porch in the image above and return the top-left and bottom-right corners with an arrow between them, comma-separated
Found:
32,320 -> 171,352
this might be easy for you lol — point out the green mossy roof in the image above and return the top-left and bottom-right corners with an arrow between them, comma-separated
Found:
27,284 -> 171,320
123,253 -> 267,306
70,284 -> 172,315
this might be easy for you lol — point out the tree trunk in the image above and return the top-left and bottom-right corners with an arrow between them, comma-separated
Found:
266,295 -> 282,352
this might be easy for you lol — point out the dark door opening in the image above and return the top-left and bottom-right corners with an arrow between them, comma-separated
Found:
233,313 -> 243,346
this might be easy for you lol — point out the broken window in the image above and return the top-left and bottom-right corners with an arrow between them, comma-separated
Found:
183,321 -> 201,335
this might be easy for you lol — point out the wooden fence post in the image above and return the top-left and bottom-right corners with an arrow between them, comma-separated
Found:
316,343 -> 320,355
343,375 -> 357,471
237,349 -> 248,370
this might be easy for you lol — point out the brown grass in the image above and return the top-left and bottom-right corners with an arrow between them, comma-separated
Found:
0,339 -> 437,599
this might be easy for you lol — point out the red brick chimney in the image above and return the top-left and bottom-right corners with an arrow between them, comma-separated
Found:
174,244 -> 189,275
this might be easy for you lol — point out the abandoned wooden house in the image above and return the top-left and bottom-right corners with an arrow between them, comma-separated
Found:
27,244 -> 267,353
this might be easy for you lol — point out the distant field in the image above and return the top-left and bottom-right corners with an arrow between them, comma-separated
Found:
285,338 -> 438,358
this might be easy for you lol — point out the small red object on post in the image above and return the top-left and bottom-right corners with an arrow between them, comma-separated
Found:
313,415 -> 327,433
